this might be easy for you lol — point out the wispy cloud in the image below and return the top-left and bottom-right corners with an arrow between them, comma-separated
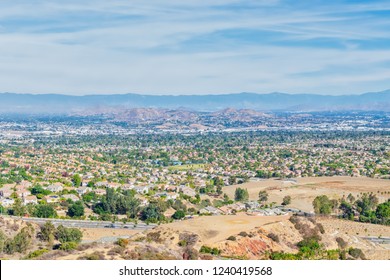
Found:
0,0 -> 390,95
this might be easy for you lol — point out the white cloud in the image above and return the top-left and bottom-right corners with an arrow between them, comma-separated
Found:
0,0 -> 389,95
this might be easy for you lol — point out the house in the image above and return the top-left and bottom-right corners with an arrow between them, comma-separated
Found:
76,187 -> 89,195
95,181 -> 109,188
122,184 -> 134,190
245,201 -> 260,209
218,205 -> 232,215
164,185 -> 176,192
166,192 -> 179,200
44,195 -> 60,203
63,194 -> 80,202
20,181 -> 32,188
46,183 -> 64,193
199,206 -> 223,215
107,183 -> 121,189
1,198 -> 15,207
81,181 -> 90,187
134,185 -> 150,194
2,184 -> 16,189
15,185 -> 27,192
0,188 -> 13,198
16,189 -> 31,198
178,185 -> 196,197
23,195 -> 38,205
92,189 -> 106,195
230,202 -> 246,211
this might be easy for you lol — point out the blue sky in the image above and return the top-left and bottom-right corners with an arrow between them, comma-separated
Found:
1,0 -> 390,95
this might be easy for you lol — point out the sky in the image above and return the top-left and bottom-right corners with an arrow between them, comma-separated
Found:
1,0 -> 390,95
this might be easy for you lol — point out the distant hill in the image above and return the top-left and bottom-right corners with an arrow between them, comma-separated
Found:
0,90 -> 389,114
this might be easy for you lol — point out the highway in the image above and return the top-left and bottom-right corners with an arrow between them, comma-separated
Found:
5,215 -> 157,230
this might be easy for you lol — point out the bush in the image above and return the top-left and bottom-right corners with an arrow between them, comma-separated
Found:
24,249 -> 49,259
107,246 -> 125,256
116,238 -> 129,248
59,242 -> 78,251
38,222 -> 56,243
336,237 -> 348,249
172,210 -> 185,220
78,252 -> 105,260
183,247 -> 199,260
56,225 -> 82,243
178,240 -> 187,247
312,195 -> 337,215
316,223 -> 325,234
227,236 -> 236,241
199,245 -> 221,255
4,225 -> 35,254
238,231 -> 248,237
146,231 -> 162,243
267,233 -> 280,243
348,248 -> 366,260
282,195 -> 291,206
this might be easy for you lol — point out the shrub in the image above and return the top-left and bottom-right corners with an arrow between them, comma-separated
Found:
116,238 -> 129,248
178,233 -> 198,246
238,231 -> 248,237
78,252 -> 105,260
348,248 -> 366,260
56,225 -> 82,243
146,232 -> 162,243
59,242 -> 78,251
24,249 -> 49,260
107,246 -> 125,256
199,245 -> 220,255
267,233 -> 280,243
183,247 -> 199,260
227,236 -> 236,241
336,237 -> 348,249
178,240 -> 187,247
282,195 -> 291,206
316,223 -> 325,234
172,210 -> 185,220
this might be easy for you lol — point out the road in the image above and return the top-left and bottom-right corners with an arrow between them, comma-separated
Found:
5,215 -> 157,230
362,236 -> 390,245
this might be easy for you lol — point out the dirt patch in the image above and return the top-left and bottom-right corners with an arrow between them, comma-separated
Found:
81,228 -> 142,242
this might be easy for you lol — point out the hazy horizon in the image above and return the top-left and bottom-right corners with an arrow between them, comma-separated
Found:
1,89 -> 389,97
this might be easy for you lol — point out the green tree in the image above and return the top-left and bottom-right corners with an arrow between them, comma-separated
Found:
140,204 -> 164,222
172,210 -> 185,220
339,201 -> 354,220
234,187 -> 249,202
12,198 -> 26,217
216,185 -> 223,195
67,201 -> 85,217
56,225 -> 82,243
72,174 -> 82,187
34,204 -> 57,218
258,191 -> 269,204
376,200 -> 390,222
312,195 -> 335,215
39,221 -> 56,246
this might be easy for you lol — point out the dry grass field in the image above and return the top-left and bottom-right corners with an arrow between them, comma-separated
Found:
224,176 -> 390,212
160,212 -> 290,244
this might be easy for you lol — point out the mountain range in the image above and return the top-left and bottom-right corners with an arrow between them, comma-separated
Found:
0,90 -> 389,114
